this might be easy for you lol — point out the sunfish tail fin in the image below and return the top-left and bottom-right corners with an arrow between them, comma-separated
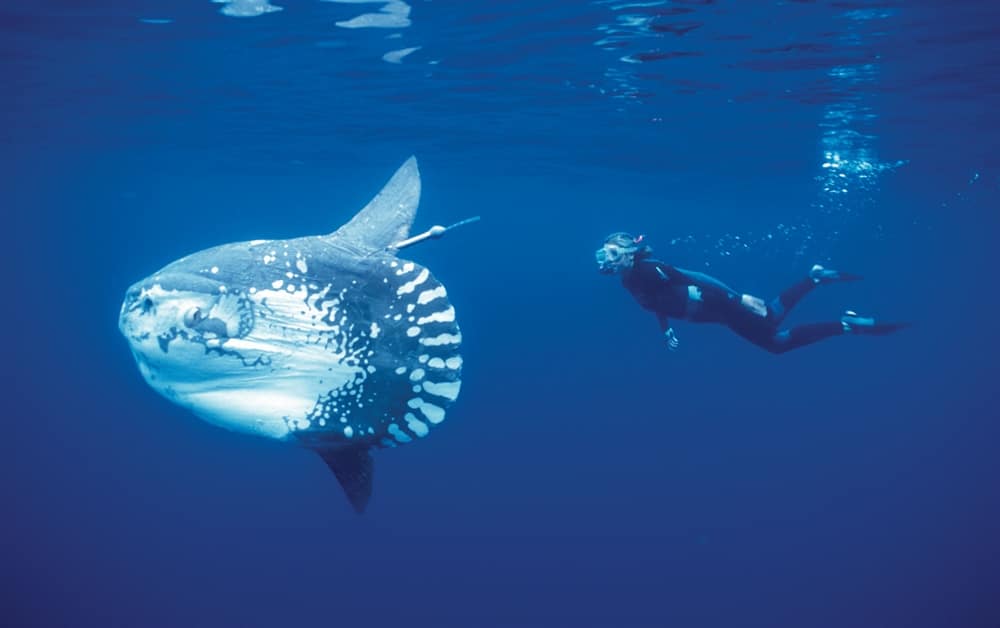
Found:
317,447 -> 374,513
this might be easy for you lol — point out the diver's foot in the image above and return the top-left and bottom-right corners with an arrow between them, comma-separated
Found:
841,310 -> 910,335
810,264 -> 863,285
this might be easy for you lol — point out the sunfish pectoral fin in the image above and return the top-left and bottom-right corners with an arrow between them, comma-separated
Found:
330,156 -> 420,253
317,447 -> 374,514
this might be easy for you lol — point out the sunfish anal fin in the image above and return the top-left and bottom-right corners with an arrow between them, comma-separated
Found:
317,447 -> 375,514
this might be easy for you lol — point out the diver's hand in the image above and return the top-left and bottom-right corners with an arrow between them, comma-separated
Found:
664,327 -> 680,351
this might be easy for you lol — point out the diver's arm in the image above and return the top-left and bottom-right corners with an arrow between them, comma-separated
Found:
657,313 -> 680,351
645,260 -> 679,283
656,312 -> 670,332
673,266 -> 738,296
653,264 -> 670,282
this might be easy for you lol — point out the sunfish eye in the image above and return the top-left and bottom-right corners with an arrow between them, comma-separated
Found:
183,307 -> 205,328
141,297 -> 154,314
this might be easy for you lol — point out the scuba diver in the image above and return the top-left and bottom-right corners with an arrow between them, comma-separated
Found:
595,232 -> 907,354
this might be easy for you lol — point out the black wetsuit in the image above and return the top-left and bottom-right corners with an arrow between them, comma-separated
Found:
621,256 -> 844,354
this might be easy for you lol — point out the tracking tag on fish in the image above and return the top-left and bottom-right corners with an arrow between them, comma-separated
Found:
390,215 -> 480,250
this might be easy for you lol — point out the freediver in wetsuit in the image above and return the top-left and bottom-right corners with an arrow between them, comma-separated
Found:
595,232 -> 907,354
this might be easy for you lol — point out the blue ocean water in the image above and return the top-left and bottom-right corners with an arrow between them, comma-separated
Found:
3,1 -> 999,626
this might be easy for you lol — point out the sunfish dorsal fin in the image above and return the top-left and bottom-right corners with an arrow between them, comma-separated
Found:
330,156 -> 420,253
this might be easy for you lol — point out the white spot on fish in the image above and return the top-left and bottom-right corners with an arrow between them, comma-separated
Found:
417,286 -> 447,305
446,356 -> 463,370
417,307 -> 455,325
344,426 -> 354,438
394,366 -> 406,375
263,255 -> 276,265
408,397 -> 446,424
370,322 -> 381,338
427,357 -> 445,369
271,279 -> 284,289
210,266 -> 219,274
396,268 -> 429,295
418,354 -> 429,363
406,326 -> 421,337
405,412 -> 429,437
296,258 -> 308,273
388,423 -> 411,443
420,332 -> 461,346
409,368 -> 425,381
422,380 -> 461,401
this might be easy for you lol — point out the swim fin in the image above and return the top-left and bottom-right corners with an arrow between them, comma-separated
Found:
841,311 -> 910,335
811,264 -> 863,285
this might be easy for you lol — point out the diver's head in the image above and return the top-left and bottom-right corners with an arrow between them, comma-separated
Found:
596,232 -> 648,274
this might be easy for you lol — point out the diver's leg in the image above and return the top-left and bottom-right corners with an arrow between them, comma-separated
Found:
758,313 -> 908,354
726,315 -> 840,354
768,264 -> 862,325
767,277 -> 815,325
762,323 -> 845,354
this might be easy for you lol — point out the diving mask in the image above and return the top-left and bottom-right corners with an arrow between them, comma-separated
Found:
595,243 -> 633,274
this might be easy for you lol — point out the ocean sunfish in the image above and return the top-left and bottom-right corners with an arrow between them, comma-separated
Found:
118,157 -> 464,512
